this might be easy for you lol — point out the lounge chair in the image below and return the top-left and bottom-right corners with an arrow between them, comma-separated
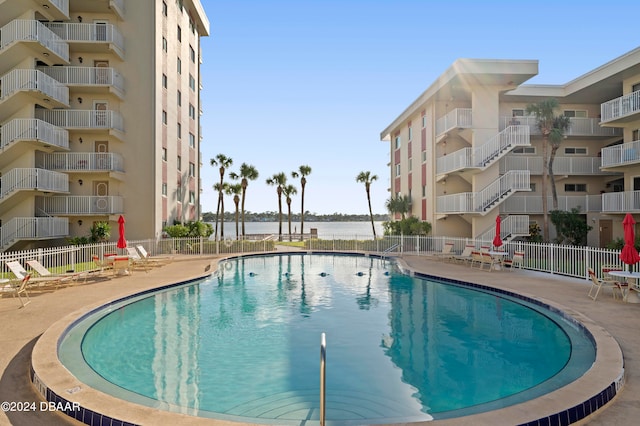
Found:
0,273 -> 31,308
503,251 -> 524,271
433,242 -> 455,260
136,245 -> 172,266
587,268 -> 619,301
126,247 -> 149,272
25,260 -> 83,286
453,244 -> 475,264
5,260 -> 60,289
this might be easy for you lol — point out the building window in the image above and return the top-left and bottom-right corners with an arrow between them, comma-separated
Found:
177,57 -> 181,74
189,104 -> 196,119
162,1 -> 167,16
162,182 -> 167,195
177,25 -> 182,42
162,148 -> 167,161
189,162 -> 195,177
632,129 -> 639,141
190,45 -> 195,63
563,110 -> 587,118
422,151 -> 426,162
408,159 -> 412,172
530,183 -> 536,192
177,155 -> 182,170
189,74 -> 196,91
162,73 -> 167,88
162,110 -> 167,124
512,109 -> 525,117
177,90 -> 181,106
177,122 -> 181,138
422,116 -> 426,128
422,185 -> 426,197
189,132 -> 195,147
512,146 -> 535,154
394,136 -> 401,150
162,37 -> 167,52
565,183 -> 587,192
564,147 -> 587,155
396,164 -> 401,176
408,127 -> 412,141
189,191 -> 196,204
177,184 -> 181,199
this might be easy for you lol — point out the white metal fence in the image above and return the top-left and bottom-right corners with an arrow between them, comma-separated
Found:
0,235 -> 627,282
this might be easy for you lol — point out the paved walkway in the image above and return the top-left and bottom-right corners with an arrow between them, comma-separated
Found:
0,253 -> 638,425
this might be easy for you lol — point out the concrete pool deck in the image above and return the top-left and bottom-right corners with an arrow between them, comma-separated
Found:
0,252 -> 638,425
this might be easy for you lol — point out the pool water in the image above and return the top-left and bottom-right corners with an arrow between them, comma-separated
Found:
60,254 -> 595,424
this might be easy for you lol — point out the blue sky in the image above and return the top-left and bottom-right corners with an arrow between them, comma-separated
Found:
198,0 -> 638,215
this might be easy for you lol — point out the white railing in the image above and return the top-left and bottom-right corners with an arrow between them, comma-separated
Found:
500,195 -> 602,213
37,66 -> 125,94
437,125 -> 530,174
43,22 -> 124,55
0,217 -> 68,250
602,191 -> 640,213
39,152 -> 124,172
35,109 -> 124,132
0,168 -> 69,199
500,155 -> 616,175
0,69 -> 69,104
0,235 -> 627,281
36,196 -> 124,215
601,90 -> 640,123
499,116 -> 622,137
600,140 -> 640,167
477,215 -> 530,242
0,118 -> 69,150
0,20 -> 69,60
435,108 -> 472,137
436,170 -> 530,214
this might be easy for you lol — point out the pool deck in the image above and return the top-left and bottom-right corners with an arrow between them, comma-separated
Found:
0,252 -> 639,425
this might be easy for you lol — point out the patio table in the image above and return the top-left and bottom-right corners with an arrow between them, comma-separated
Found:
608,271 -> 640,303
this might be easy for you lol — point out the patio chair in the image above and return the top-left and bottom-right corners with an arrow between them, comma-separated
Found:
433,242 -> 455,261
453,244 -> 475,264
126,247 -> 149,272
469,250 -> 483,269
587,268 -> 619,301
25,260 -> 83,287
480,252 -> 499,271
503,251 -> 524,271
91,255 -> 113,276
601,265 -> 626,300
5,260 -> 59,289
136,245 -> 172,266
111,256 -> 132,276
0,273 -> 31,308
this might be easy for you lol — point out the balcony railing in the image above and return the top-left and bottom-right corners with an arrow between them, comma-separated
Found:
499,116 -> 622,137
37,66 -> 124,94
436,170 -> 530,214
500,155 -> 617,175
477,215 -> 530,242
0,217 -> 68,250
435,108 -> 472,137
0,168 -> 69,200
35,109 -> 124,132
437,125 -> 529,174
602,191 -> 640,213
500,195 -> 602,214
0,20 -> 69,61
0,69 -> 69,105
42,22 -> 124,56
0,118 -> 69,150
36,195 -> 124,215
600,140 -> 640,168
601,90 -> 640,123
39,152 -> 124,172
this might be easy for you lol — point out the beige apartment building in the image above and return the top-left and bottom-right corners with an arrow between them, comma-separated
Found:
0,0 -> 209,251
380,47 -> 640,247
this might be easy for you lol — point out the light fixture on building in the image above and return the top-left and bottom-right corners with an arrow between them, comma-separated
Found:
42,4 -> 50,9
78,137 -> 83,144
42,52 -> 49,57
77,220 -> 83,226
78,179 -> 83,186
77,97 -> 83,104
77,16 -> 83,22
78,56 -> 83,63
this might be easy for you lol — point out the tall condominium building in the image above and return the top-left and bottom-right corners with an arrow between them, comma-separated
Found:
0,0 -> 210,251
380,47 -> 640,247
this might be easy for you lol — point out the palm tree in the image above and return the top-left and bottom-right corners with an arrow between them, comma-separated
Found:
210,154 -> 233,240
385,194 -> 411,220
226,183 -> 243,240
266,172 -> 287,241
282,184 -> 298,241
229,163 -> 259,237
291,165 -> 312,241
213,182 -> 228,238
548,115 -> 571,210
356,171 -> 378,238
526,99 -> 563,242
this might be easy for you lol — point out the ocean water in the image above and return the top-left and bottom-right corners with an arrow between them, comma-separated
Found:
215,221 -> 385,238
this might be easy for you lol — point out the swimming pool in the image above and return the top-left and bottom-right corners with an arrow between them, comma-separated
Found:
56,253 -> 596,424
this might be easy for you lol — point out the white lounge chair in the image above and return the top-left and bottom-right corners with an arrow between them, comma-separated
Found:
25,260 -> 83,286
126,247 -> 149,272
5,260 -> 59,289
0,272 -> 31,308
453,244 -> 475,264
136,245 -> 172,266
433,242 -> 455,261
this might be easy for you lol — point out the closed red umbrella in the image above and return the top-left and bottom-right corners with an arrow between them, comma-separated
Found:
493,216 -> 503,249
117,215 -> 127,250
620,213 -> 640,269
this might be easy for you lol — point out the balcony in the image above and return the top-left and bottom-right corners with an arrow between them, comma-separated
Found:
0,118 -> 68,152
600,140 -> 640,168
35,109 -> 124,133
500,195 -> 602,214
601,90 -> 640,124
42,22 -> 124,60
0,217 -> 69,251
435,108 -> 472,139
39,152 -> 125,173
436,170 -> 530,215
0,168 -> 69,201
37,66 -> 125,98
0,20 -> 69,73
437,125 -> 529,175
72,0 -> 125,20
0,69 -> 69,113
602,191 -> 640,213
500,155 -> 619,175
499,116 -> 622,137
36,195 -> 124,215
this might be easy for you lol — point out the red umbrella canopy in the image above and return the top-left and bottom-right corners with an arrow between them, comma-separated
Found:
493,216 -> 503,248
620,213 -> 640,266
117,215 -> 127,249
